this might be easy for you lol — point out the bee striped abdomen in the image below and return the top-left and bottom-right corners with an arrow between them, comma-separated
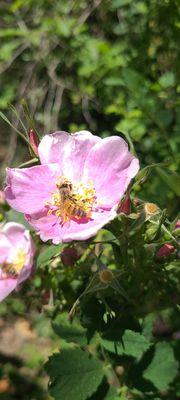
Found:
1,263 -> 18,277
56,178 -> 92,223
65,199 -> 87,219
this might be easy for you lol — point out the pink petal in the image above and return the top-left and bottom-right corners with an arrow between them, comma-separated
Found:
0,233 -> 12,263
83,136 -> 139,208
38,131 -> 101,181
0,222 -> 35,302
2,222 -> 29,247
26,208 -> 117,243
5,163 -> 60,214
1,223 -> 35,281
0,278 -> 18,302
18,263 -> 33,284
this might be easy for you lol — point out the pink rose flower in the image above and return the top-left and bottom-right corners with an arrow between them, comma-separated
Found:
5,131 -> 139,243
0,222 -> 35,301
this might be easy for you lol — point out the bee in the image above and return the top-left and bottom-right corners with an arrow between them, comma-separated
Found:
56,179 -> 88,222
1,263 -> 19,278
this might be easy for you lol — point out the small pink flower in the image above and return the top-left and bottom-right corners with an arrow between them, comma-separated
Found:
5,131 -> 139,243
156,243 -> 175,259
0,222 -> 35,301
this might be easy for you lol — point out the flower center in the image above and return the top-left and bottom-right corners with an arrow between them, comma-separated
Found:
46,176 -> 96,225
0,248 -> 26,278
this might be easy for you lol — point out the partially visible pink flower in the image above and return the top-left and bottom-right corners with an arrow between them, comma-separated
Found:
5,131 -> 139,243
156,243 -> 175,259
0,222 -> 35,301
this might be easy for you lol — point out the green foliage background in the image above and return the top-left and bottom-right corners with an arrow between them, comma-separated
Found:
0,1 -> 179,400
0,0 -> 179,212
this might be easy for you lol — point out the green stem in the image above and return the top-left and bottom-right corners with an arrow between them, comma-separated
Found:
18,158 -> 39,168
0,111 -> 38,158
21,98 -> 41,139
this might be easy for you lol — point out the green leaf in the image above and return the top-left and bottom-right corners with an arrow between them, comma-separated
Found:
104,387 -> 119,399
143,342 -> 178,390
156,167 -> 180,196
102,330 -> 150,359
45,348 -> 104,400
37,244 -> 66,268
6,209 -> 31,229
111,0 -> 133,9
52,313 -> 87,345
0,111 -> 37,156
158,72 -> 175,88
111,243 -> 122,266
135,162 -> 168,185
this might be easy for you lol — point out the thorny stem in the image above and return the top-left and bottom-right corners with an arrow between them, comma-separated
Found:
68,274 -> 99,319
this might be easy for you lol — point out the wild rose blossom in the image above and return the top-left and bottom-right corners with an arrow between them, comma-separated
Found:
0,222 -> 35,301
5,131 -> 139,244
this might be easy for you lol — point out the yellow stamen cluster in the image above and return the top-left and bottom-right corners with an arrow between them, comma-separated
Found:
12,249 -> 26,274
46,176 -> 96,224
0,248 -> 26,278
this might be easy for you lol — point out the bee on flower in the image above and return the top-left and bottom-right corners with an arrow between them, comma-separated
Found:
5,130 -> 139,243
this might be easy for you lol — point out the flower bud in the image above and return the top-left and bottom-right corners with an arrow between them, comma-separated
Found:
118,193 -> 131,215
29,129 -> 39,156
61,246 -> 79,266
175,220 -> 180,228
42,290 -> 50,305
153,315 -> 171,336
156,243 -> 175,259
173,219 -> 180,236
115,365 -> 124,376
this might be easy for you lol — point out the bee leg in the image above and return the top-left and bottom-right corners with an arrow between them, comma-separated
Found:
61,209 -> 68,225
